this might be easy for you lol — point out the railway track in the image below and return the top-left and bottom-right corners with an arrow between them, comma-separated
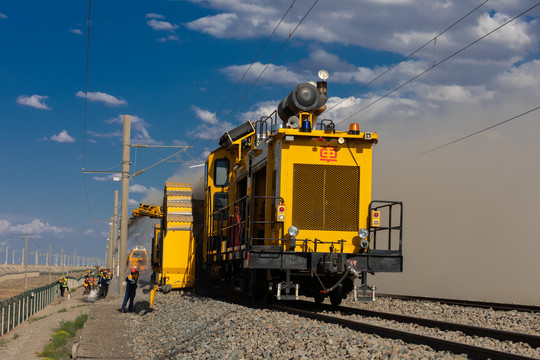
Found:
271,301 -> 539,360
378,294 -> 540,313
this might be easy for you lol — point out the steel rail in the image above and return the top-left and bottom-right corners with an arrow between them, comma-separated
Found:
298,301 -> 540,348
271,303 -> 538,360
378,294 -> 540,313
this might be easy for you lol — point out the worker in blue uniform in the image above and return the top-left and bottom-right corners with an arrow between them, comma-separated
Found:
120,267 -> 139,312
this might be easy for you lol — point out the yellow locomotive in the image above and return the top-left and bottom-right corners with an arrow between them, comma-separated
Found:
127,246 -> 150,272
201,72 -> 403,305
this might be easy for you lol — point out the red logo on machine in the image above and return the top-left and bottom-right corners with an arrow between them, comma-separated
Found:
320,146 -> 338,162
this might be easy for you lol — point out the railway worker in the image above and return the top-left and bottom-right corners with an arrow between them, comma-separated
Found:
97,268 -> 111,299
59,277 -> 69,297
120,267 -> 139,313
83,276 -> 91,295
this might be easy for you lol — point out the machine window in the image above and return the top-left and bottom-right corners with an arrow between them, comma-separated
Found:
214,158 -> 229,187
213,192 -> 228,220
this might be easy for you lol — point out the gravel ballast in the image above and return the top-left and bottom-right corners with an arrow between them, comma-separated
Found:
127,292 -> 467,360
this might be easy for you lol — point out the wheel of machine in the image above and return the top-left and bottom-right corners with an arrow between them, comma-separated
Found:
250,269 -> 272,303
329,285 -> 343,307
160,284 -> 172,294
330,292 -> 342,306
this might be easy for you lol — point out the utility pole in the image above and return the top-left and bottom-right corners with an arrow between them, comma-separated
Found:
62,248 -> 65,276
35,249 -> 39,265
113,190 -> 118,273
23,233 -> 30,288
21,248 -> 24,265
119,115 -> 131,295
107,216 -> 113,268
49,244 -> 52,283
5,246 -> 7,265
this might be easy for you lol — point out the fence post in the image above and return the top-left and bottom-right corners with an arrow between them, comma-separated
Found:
7,303 -> 10,333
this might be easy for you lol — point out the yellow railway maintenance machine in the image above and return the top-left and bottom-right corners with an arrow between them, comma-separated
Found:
153,182 -> 196,293
203,72 -> 403,305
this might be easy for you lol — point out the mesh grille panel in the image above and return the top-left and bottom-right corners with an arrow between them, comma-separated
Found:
292,164 -> 359,231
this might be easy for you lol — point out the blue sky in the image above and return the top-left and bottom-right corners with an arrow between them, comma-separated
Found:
1,1 -> 540,301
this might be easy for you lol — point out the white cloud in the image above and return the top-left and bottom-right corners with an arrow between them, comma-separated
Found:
239,100 -> 279,123
76,91 -> 127,106
130,184 -> 154,194
50,130 -> 76,143
84,229 -> 94,235
188,121 -> 234,140
106,114 -> 162,145
186,13 -> 239,38
69,29 -> 83,35
0,219 -> 9,233
495,59 -> 540,90
92,173 -> 122,182
87,129 -> 122,139
192,105 -> 218,124
157,34 -> 180,43
0,12 -> 7,19
146,13 -> 165,19
221,62 -> 304,85
16,95 -> 51,110
474,12 -> 534,50
0,218 -> 72,236
128,199 -> 140,207
146,14 -> 180,42
147,19 -> 178,31
185,1 -> 538,62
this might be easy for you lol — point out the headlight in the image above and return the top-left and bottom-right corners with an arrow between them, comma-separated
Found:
288,226 -> 299,237
358,228 -> 368,239
360,239 -> 369,249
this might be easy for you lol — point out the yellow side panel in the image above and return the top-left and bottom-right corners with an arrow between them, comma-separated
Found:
161,228 -> 195,289
160,182 -> 195,289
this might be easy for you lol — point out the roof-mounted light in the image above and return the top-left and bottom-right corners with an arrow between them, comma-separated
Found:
318,69 -> 329,81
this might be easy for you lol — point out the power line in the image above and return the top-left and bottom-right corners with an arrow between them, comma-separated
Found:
185,0 -> 298,158
335,1 -> 540,127
200,0 -> 320,152
326,0 -> 489,114
82,0 -> 93,219
400,105 -> 540,162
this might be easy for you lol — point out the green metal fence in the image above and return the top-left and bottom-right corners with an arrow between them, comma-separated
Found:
0,276 -> 84,336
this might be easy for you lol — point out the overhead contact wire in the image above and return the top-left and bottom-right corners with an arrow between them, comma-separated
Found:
335,1 -> 540,127
402,106 -> 540,161
183,0 -> 298,162
82,0 -> 93,219
326,0 -> 489,114
201,0 -> 320,151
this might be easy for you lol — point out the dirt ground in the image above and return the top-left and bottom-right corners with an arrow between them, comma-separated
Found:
0,272 -> 152,360
0,273 -> 85,301
0,286 -> 92,360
